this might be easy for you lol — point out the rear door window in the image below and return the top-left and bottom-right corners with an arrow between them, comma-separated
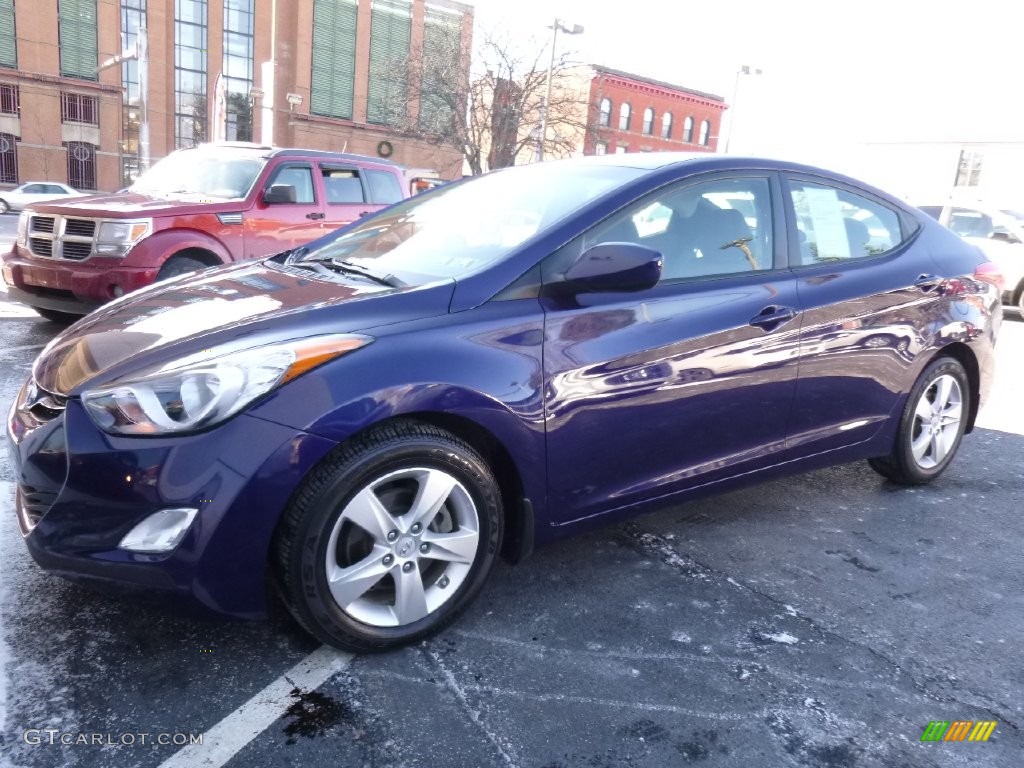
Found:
321,168 -> 367,204
785,179 -> 908,265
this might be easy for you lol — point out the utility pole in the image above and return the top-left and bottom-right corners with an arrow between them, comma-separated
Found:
538,18 -> 583,162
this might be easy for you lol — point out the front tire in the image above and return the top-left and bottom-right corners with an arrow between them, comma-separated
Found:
274,421 -> 503,652
157,255 -> 208,281
34,307 -> 80,325
868,357 -> 969,485
0,199 -> 9,214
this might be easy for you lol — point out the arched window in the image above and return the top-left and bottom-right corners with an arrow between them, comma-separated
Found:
683,116 -> 694,143
619,102 -> 631,131
699,119 -> 711,146
661,111 -> 673,139
599,98 -> 612,127
642,107 -> 654,135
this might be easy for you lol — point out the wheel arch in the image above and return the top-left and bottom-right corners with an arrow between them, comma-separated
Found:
934,342 -> 980,433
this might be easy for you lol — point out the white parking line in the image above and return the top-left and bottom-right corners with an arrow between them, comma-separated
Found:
157,645 -> 353,768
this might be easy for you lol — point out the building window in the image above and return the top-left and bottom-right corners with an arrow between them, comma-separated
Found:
222,0 -> 254,141
661,111 -> 673,139
699,119 -> 710,145
594,141 -> 607,155
618,102 -> 631,131
683,116 -> 693,142
175,0 -> 208,148
0,0 -> 16,69
0,132 -> 16,183
61,92 -> 98,125
59,0 -> 98,80
368,0 -> 412,126
121,0 -> 146,186
419,3 -> 461,134
66,141 -> 96,189
0,82 -> 17,114
642,107 -> 654,135
598,97 -> 611,127
311,0 -> 358,120
615,144 -> 627,154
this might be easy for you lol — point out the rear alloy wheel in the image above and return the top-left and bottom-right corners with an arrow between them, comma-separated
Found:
868,357 -> 969,485
274,421 -> 503,652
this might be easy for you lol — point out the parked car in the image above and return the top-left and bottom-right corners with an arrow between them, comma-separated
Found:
0,182 -> 82,214
1,142 -> 409,323
917,199 -> 1024,314
8,154 -> 1002,652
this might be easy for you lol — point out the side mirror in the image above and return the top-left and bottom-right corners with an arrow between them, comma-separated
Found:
562,242 -> 662,293
263,184 -> 297,204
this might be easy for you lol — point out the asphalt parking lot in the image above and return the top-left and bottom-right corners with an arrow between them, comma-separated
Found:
1,284 -> 1021,768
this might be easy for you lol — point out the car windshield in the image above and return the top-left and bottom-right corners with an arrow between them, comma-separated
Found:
294,162 -> 645,282
130,151 -> 265,199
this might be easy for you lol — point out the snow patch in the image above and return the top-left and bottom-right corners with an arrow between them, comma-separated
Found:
671,631 -> 692,644
764,632 -> 799,645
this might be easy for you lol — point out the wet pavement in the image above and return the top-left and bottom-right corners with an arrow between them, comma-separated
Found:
1,295 -> 1022,768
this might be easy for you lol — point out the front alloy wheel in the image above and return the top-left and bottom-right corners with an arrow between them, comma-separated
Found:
868,357 -> 969,484
274,421 -> 502,652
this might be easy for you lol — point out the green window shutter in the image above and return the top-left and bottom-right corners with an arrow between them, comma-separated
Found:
367,0 -> 411,125
59,0 -> 98,80
310,0 -> 358,120
419,5 -> 461,133
0,0 -> 16,70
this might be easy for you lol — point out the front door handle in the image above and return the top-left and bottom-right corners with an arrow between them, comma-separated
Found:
306,211 -> 325,220
749,305 -> 797,331
915,274 -> 942,292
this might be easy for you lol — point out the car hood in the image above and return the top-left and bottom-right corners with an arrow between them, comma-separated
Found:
32,260 -> 455,396
26,191 -> 248,217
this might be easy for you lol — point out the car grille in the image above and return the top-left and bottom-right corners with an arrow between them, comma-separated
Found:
29,237 -> 53,257
30,216 -> 55,234
64,219 -> 96,238
26,214 -> 97,260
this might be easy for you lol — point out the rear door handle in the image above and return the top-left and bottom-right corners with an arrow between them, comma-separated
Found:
915,273 -> 942,292
749,305 -> 797,331
306,212 -> 325,220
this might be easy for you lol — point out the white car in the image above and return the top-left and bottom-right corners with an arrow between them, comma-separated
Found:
917,200 -> 1024,315
0,182 -> 83,213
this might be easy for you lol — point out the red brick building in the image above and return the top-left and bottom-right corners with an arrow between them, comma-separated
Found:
585,66 -> 726,155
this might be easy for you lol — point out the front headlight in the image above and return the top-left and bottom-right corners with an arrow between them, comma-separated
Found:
94,218 -> 152,256
82,335 -> 372,435
16,210 -> 29,247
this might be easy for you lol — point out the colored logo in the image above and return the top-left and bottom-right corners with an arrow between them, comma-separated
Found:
920,720 -> 996,742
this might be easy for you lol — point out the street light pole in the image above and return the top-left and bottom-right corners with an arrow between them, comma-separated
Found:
723,65 -> 761,154
538,18 -> 583,162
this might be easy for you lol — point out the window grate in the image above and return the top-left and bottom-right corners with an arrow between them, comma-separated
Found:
0,131 -> 16,184
66,141 -> 96,190
61,92 -> 98,125
0,82 -> 17,114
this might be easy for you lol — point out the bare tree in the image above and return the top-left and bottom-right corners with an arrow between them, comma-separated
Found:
377,28 -> 591,175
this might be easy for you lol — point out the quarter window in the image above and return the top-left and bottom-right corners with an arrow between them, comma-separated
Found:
787,180 -> 906,264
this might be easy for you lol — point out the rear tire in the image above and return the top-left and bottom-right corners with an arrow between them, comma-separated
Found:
868,357 -> 969,485
34,307 -> 80,325
157,255 -> 208,281
273,420 -> 503,652
0,199 -> 9,214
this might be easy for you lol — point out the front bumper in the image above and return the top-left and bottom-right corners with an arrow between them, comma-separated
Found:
7,381 -> 338,618
2,246 -> 160,312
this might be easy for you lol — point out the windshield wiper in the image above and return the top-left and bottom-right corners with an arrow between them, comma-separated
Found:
290,256 -> 404,287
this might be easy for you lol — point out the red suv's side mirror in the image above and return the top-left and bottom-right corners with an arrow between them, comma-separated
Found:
263,184 -> 297,204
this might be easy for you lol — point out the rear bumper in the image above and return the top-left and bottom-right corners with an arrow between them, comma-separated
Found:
2,246 -> 160,311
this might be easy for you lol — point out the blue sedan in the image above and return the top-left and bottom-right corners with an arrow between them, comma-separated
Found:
7,154 -> 1003,651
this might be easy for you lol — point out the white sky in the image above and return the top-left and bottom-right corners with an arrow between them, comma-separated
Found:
466,0 -> 1024,169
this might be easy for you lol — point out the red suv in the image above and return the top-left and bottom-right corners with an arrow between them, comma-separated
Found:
1,143 -> 409,321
